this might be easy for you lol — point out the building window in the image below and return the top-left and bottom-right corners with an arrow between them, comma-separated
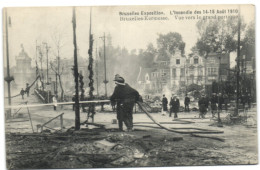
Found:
161,61 -> 167,66
208,67 -> 217,75
194,58 -> 199,64
176,59 -> 180,64
161,69 -> 167,77
172,68 -> 176,78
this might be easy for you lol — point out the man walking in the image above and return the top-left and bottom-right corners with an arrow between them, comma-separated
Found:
110,75 -> 140,132
184,94 -> 190,112
161,94 -> 168,116
170,94 -> 180,118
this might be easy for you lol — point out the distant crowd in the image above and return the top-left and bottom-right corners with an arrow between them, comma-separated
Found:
161,93 -> 252,119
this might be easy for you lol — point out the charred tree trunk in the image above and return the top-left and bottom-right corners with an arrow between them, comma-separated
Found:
72,7 -> 80,130
87,8 -> 95,122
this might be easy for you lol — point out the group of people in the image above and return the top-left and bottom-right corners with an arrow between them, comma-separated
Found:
20,83 -> 30,99
198,92 -> 252,118
161,94 -> 192,119
161,94 -> 181,118
161,92 -> 252,119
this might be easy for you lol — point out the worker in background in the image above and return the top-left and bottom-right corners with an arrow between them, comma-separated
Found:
20,88 -> 25,100
184,94 -> 190,112
25,83 -> 30,97
161,94 -> 168,116
170,94 -> 180,119
223,93 -> 229,110
198,94 -> 209,118
52,95 -> 57,111
110,74 -> 140,132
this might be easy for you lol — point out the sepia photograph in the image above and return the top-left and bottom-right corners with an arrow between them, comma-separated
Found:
2,3 -> 257,169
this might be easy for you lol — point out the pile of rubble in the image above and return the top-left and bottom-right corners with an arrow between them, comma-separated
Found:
6,127 -> 185,169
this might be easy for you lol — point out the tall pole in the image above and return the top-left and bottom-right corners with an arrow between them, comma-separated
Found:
5,10 -> 12,108
100,33 -> 108,97
56,49 -> 59,97
36,40 -> 38,78
235,6 -> 241,116
217,53 -> 223,126
43,42 -> 50,84
103,33 -> 107,97
88,8 -> 94,99
72,7 -> 80,130
96,43 -> 99,96
39,48 -> 44,90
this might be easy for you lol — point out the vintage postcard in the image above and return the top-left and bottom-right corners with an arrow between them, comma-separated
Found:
3,4 -> 256,169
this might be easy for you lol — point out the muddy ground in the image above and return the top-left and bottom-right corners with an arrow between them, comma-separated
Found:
4,96 -> 258,169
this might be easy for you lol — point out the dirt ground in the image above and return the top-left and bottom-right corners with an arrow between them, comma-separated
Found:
4,95 -> 258,169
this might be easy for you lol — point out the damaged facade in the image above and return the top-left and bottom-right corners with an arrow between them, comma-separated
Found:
137,49 -> 231,94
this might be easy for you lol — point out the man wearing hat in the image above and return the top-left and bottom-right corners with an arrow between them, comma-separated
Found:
110,74 -> 140,131
169,94 -> 180,118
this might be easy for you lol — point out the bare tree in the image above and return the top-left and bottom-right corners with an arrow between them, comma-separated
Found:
50,61 -> 65,101
50,27 -> 68,101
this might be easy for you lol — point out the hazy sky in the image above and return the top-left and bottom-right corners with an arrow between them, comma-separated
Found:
3,5 -> 254,67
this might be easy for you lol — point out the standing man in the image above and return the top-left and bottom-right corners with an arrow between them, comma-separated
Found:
184,94 -> 190,112
198,94 -> 209,118
110,75 -> 140,132
20,88 -> 25,100
52,95 -> 57,111
161,94 -> 168,116
210,93 -> 218,118
223,93 -> 229,110
25,83 -> 30,97
170,94 -> 180,118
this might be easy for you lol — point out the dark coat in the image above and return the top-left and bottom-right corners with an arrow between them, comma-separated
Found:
218,96 -> 224,105
210,95 -> 218,110
170,98 -> 180,113
162,97 -> 168,111
198,97 -> 209,113
110,83 -> 139,104
110,83 -> 139,120
184,97 -> 190,105
20,90 -> 25,95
